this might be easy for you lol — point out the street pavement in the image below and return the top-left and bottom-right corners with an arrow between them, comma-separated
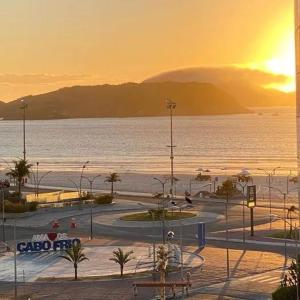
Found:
0,243 -> 288,299
0,196 -> 297,299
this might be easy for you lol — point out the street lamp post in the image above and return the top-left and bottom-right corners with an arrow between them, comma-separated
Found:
20,100 -> 28,161
257,167 -> 280,229
36,162 -> 39,197
267,185 -> 291,260
235,169 -> 252,244
1,187 -> 5,243
79,161 -> 89,199
270,213 -> 300,300
82,174 -> 101,240
13,220 -> 17,300
235,181 -> 247,243
225,192 -> 230,279
153,177 -> 169,244
153,177 -> 168,203
295,2 -> 300,298
31,163 -> 52,200
166,100 -> 176,198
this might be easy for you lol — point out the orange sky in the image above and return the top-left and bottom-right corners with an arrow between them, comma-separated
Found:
0,0 -> 295,101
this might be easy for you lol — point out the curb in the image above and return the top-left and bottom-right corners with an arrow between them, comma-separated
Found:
207,236 -> 300,248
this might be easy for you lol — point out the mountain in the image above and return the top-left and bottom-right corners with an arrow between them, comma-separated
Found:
0,82 -> 249,120
144,67 -> 295,107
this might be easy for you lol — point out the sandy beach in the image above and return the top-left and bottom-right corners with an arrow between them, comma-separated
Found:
14,170 -> 298,206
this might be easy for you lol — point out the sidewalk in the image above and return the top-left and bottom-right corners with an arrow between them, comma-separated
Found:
208,219 -> 299,248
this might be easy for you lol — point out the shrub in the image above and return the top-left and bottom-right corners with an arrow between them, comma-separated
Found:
94,194 -> 113,205
216,179 -> 239,197
27,201 -> 38,212
4,201 -> 27,213
195,173 -> 211,182
148,208 -> 167,220
273,254 -> 300,299
3,201 -> 38,213
272,286 -> 297,300
6,192 -> 21,203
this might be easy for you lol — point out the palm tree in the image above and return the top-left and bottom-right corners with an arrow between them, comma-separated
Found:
109,248 -> 134,277
105,173 -> 121,196
156,245 -> 170,300
60,244 -> 88,280
6,159 -> 32,201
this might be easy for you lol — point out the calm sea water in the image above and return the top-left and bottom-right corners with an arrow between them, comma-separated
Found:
0,106 -> 296,175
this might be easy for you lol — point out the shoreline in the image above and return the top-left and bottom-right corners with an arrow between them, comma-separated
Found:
11,170 -> 298,202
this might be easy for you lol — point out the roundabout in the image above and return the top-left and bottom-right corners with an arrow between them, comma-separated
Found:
93,209 -> 223,228
120,211 -> 196,221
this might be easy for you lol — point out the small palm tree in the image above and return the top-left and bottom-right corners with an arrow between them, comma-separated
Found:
6,159 -> 32,201
60,244 -> 88,280
156,245 -> 171,300
105,173 -> 121,196
109,248 -> 134,277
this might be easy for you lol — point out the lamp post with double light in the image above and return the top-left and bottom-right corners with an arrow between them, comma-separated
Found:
82,174 -> 101,240
266,185 -> 298,260
31,162 -> 52,199
270,213 -> 300,300
257,167 -> 280,229
234,169 -> 252,243
79,161 -> 89,200
153,177 -> 169,244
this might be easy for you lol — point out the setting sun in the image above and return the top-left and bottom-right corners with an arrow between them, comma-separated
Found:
245,6 -> 296,93
263,31 -> 295,92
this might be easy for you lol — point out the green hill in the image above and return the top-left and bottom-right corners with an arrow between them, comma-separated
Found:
0,82 -> 250,120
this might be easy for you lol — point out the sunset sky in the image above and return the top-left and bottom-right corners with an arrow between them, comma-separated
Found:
0,0 -> 295,101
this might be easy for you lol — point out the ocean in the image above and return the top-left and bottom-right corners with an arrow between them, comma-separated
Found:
0,106 -> 296,176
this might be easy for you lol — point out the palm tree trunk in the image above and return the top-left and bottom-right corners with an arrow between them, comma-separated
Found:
74,264 -> 78,280
111,182 -> 114,195
121,265 -> 123,277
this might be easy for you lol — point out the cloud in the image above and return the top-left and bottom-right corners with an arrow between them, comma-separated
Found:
144,66 -> 290,88
0,74 -> 89,85
144,66 -> 294,106
0,74 -> 105,102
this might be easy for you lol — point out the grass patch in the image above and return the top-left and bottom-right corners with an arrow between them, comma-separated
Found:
37,271 -> 152,282
268,230 -> 299,240
121,211 -> 196,221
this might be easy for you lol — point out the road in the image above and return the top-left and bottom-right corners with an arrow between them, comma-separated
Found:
0,196 -> 295,299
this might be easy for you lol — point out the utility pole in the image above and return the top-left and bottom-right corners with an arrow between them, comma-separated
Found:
1,187 -> 5,243
295,0 -> 300,249
20,100 -> 27,161
14,220 -> 17,300
225,192 -> 230,279
36,162 -> 39,197
166,100 -> 176,198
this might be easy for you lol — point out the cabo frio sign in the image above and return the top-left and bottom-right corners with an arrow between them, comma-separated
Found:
17,232 -> 80,253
